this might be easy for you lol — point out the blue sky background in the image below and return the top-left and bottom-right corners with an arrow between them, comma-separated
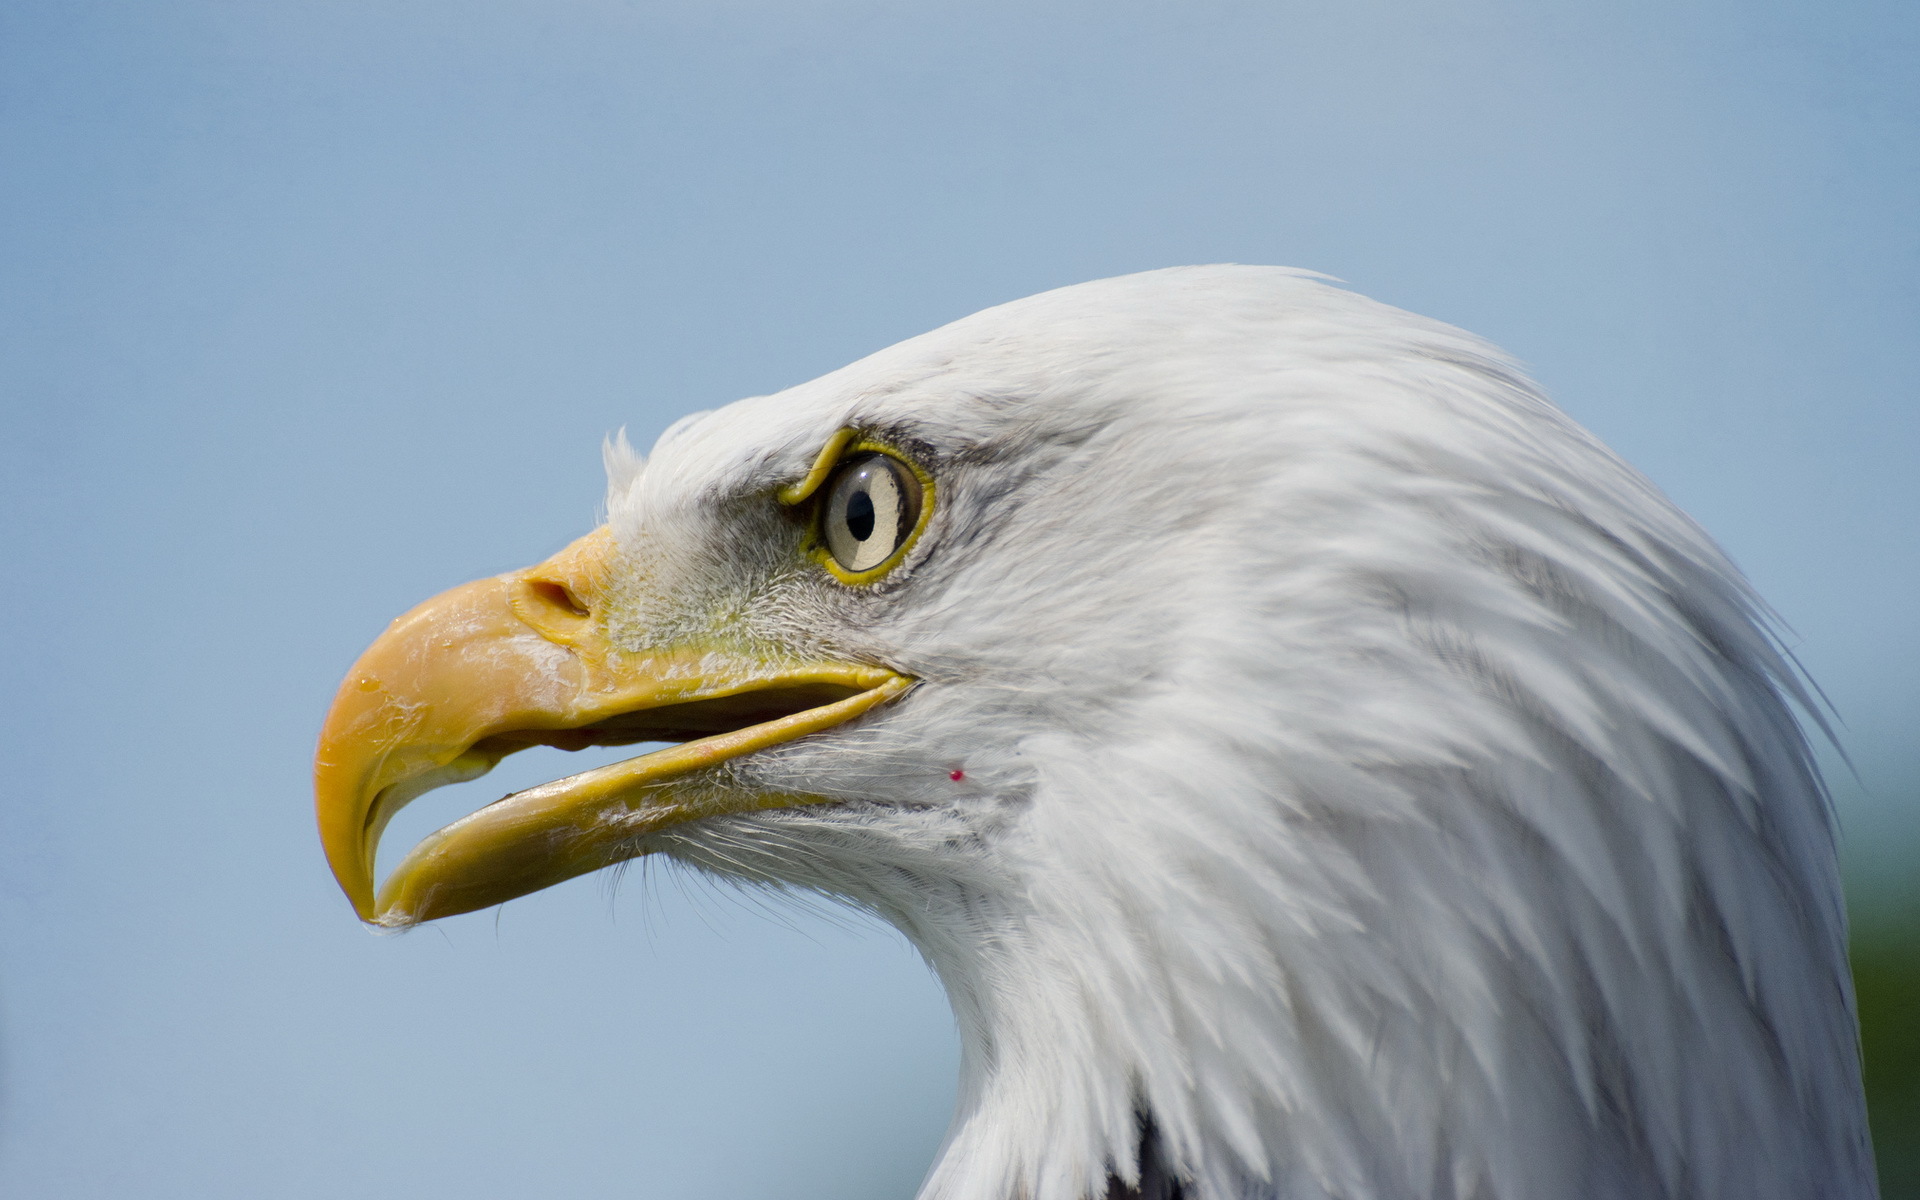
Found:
1,2 -> 1915,1197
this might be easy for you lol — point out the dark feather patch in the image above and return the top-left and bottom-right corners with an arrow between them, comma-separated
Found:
1101,1117 -> 1184,1200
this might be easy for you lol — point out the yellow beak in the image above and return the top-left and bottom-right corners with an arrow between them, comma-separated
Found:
314,527 -> 910,927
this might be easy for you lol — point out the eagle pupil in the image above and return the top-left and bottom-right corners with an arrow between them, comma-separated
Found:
846,490 -> 876,541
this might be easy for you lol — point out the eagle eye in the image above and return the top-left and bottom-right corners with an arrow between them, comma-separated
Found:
818,450 -> 926,581
823,453 -> 920,572
778,431 -> 934,584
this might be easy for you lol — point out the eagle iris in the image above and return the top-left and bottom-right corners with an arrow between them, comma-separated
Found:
822,452 -> 920,574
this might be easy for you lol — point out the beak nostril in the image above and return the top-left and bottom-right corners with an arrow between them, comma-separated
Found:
528,579 -> 590,619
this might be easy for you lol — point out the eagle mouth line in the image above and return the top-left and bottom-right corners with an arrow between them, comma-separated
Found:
472,680 -> 882,760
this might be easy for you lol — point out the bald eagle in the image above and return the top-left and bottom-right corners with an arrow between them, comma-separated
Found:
316,267 -> 1877,1200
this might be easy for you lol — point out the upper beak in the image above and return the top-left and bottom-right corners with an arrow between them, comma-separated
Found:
314,527 -> 909,927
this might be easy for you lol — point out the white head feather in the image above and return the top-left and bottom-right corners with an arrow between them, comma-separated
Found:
599,266 -> 1874,1200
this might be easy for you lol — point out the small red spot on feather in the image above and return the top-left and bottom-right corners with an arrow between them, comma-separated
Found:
949,769 -> 965,782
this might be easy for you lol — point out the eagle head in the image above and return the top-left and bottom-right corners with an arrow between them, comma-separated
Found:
315,267 -> 1874,1200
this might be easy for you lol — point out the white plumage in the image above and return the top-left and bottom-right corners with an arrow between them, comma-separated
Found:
340,266 -> 1879,1199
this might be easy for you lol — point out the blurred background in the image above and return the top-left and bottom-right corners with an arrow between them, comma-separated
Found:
1,2 -> 1914,1196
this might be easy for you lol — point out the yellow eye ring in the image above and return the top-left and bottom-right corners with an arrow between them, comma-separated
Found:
781,431 -> 935,586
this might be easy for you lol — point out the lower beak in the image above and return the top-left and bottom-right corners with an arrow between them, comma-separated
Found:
314,528 -> 909,927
